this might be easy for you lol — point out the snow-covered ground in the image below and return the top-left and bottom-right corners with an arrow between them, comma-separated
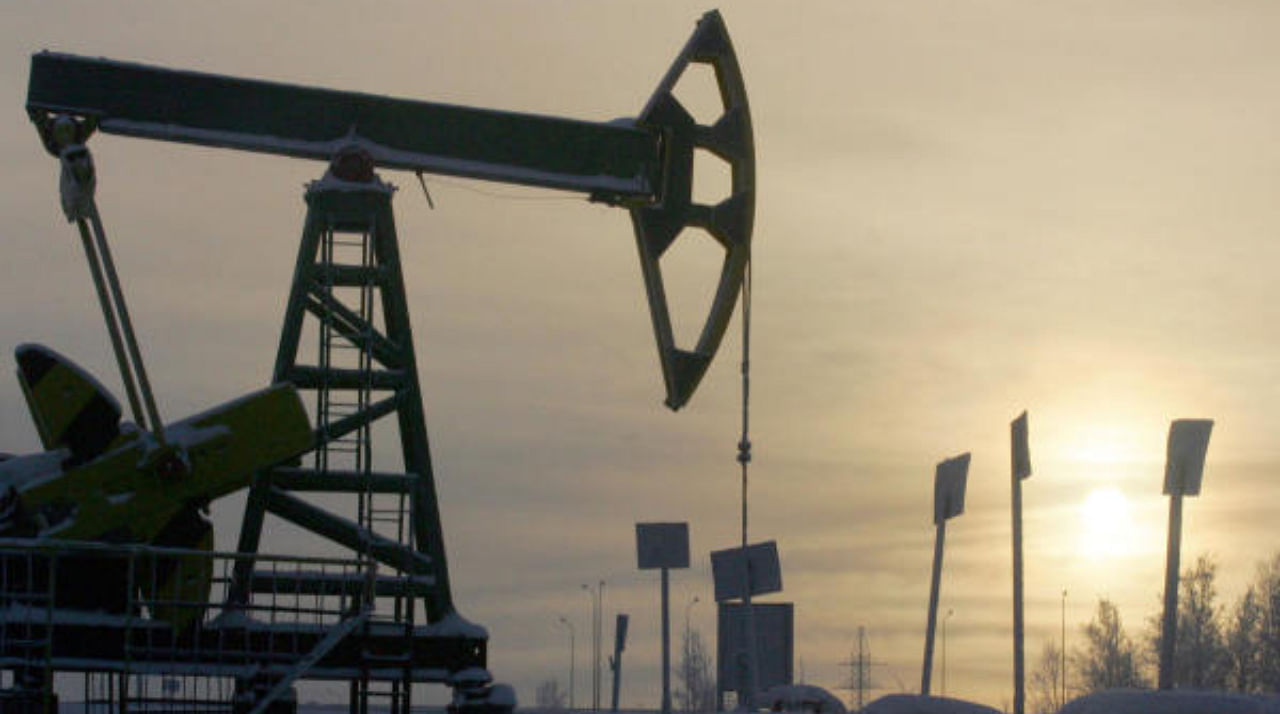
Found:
1061,689 -> 1280,714
860,694 -> 999,714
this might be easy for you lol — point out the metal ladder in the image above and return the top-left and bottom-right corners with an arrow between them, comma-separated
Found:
313,207 -> 416,714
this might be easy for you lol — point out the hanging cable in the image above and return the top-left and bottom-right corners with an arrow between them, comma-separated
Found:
737,257 -> 757,710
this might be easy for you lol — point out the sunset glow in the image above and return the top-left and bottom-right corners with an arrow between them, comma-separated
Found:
1078,487 -> 1137,561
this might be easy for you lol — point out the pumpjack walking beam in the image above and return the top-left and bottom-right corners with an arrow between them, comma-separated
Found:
27,10 -> 754,412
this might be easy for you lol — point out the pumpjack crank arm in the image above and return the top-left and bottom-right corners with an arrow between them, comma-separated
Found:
27,10 -> 755,409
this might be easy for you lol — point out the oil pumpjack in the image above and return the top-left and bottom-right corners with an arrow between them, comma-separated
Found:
3,10 -> 755,714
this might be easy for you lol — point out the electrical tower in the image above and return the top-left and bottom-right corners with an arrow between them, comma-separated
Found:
838,627 -> 884,712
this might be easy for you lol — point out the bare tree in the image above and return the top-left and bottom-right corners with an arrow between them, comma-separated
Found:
1252,552 -> 1280,692
676,627 -> 716,713
1225,585 -> 1263,693
536,678 -> 568,710
1145,554 -> 1229,689
1074,598 -> 1147,693
1028,639 -> 1064,714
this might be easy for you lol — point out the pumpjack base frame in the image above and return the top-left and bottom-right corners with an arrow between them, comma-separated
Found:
0,615 -> 484,680
0,539 -> 486,712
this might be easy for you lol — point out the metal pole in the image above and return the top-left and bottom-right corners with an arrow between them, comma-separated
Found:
611,613 -> 627,713
740,492 -> 758,711
1012,471 -> 1025,714
942,608 -> 953,697
737,260 -> 757,712
857,627 -> 865,712
560,617 -> 576,710
73,217 -> 147,429
1159,493 -> 1184,690
921,520 -> 946,695
683,597 -> 698,714
1061,589 -> 1067,708
86,209 -> 166,442
599,580 -> 606,710
583,584 -> 597,710
662,568 -> 672,714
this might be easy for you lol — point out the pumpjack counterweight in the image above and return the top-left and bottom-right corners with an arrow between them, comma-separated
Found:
9,10 -> 756,714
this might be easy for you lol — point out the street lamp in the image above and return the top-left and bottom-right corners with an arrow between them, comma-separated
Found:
942,608 -> 954,697
583,581 -> 605,710
1061,589 -> 1067,709
559,616 -> 576,710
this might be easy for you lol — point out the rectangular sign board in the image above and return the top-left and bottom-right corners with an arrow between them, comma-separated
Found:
1165,419 -> 1213,496
1011,411 -> 1031,480
711,541 -> 781,602
934,453 -> 970,525
716,602 -> 794,697
614,613 -> 629,653
636,522 -> 690,570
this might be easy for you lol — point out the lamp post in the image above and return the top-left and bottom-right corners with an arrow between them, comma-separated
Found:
942,608 -> 954,697
583,581 -> 605,710
1061,589 -> 1067,709
559,616 -> 576,710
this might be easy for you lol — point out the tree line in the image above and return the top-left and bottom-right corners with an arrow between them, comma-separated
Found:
1030,550 -> 1280,713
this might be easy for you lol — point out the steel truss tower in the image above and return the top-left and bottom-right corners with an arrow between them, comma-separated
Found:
231,163 -> 461,712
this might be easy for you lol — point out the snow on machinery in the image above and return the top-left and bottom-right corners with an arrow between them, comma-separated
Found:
6,10 -> 755,714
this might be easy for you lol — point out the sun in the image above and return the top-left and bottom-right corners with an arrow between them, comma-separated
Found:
1078,487 -> 1137,560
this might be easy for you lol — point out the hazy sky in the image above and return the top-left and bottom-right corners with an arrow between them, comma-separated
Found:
3,1 -> 1280,709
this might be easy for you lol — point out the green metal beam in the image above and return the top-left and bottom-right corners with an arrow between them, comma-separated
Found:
27,51 -> 661,198
284,365 -> 406,391
271,467 -> 416,494
265,487 -> 433,576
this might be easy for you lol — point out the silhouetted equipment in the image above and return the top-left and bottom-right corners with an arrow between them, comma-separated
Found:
921,453 -> 969,696
11,9 -> 756,713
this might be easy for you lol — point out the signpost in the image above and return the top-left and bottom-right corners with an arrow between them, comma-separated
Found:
711,540 -> 781,709
610,613 -> 629,712
637,522 -> 691,714
1011,412 -> 1031,714
710,542 -> 782,603
716,602 -> 794,710
1158,419 -> 1213,690
922,453 -> 969,696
